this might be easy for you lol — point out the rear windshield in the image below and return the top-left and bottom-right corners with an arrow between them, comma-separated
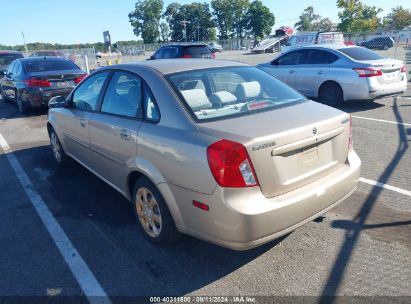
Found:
167,66 -> 305,122
0,53 -> 23,65
338,47 -> 385,61
23,59 -> 80,72
184,46 -> 211,56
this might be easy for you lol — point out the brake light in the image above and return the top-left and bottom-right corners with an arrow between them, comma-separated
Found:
74,74 -> 87,84
207,139 -> 259,188
24,79 -> 51,87
352,68 -> 382,77
182,54 -> 193,58
348,115 -> 353,150
400,65 -> 406,73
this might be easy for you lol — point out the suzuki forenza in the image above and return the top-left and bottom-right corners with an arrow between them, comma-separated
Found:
47,59 -> 361,250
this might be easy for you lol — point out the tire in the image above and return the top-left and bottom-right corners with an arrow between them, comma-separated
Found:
50,129 -> 68,166
132,177 -> 179,245
319,82 -> 344,107
1,89 -> 9,103
16,92 -> 29,114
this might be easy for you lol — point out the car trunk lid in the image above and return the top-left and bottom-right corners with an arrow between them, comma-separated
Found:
359,58 -> 404,84
26,70 -> 85,89
197,101 -> 351,198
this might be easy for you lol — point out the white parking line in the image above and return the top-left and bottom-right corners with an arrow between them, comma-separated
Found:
0,134 -> 111,304
359,177 -> 411,197
352,115 -> 411,127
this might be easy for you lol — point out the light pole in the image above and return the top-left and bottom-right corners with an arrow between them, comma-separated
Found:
180,20 -> 191,42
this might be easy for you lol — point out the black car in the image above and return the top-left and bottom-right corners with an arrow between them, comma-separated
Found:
0,57 -> 86,113
0,51 -> 24,78
357,37 -> 394,50
150,44 -> 215,59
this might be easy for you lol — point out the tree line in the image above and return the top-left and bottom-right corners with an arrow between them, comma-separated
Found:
128,0 -> 275,43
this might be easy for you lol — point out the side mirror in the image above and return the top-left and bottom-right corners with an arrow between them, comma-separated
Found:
48,96 -> 68,108
271,59 -> 279,66
148,55 -> 154,60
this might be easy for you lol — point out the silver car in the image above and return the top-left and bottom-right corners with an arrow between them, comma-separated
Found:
257,45 -> 407,106
47,59 -> 361,250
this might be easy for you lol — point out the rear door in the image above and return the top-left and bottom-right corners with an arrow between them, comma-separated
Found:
58,71 -> 110,166
88,71 -> 142,190
295,49 -> 339,97
2,61 -> 18,100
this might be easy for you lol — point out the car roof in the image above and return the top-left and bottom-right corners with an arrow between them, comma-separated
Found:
0,51 -> 23,54
109,59 -> 249,75
19,56 -> 73,62
296,44 -> 354,50
160,43 -> 207,47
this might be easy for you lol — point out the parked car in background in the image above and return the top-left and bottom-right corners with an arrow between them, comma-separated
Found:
357,37 -> 394,50
0,57 -> 86,113
281,32 -> 345,53
208,42 -> 223,52
30,50 -> 76,62
47,59 -> 360,250
0,51 -> 24,78
150,44 -> 215,59
257,45 -> 407,106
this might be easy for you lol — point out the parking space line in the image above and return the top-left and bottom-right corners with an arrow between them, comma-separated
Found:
0,134 -> 111,304
359,177 -> 411,197
352,115 -> 411,127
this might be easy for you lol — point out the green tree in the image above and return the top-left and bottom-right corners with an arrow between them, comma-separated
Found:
160,22 -> 170,42
128,0 -> 163,43
164,2 -> 216,42
245,0 -> 275,40
336,0 -> 382,32
384,6 -> 411,30
294,6 -> 320,31
314,18 -> 333,31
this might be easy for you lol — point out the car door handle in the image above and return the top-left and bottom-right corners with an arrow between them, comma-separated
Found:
120,129 -> 131,140
289,69 -> 295,74
317,71 -> 324,75
80,119 -> 87,127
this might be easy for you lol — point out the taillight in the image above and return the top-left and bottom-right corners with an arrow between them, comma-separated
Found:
400,65 -> 406,73
74,74 -> 87,84
182,54 -> 193,58
348,115 -> 353,150
352,68 -> 382,77
207,139 -> 259,188
24,79 -> 51,87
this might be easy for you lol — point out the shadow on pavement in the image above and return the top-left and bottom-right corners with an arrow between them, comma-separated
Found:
320,97 -> 409,301
8,144 -> 284,296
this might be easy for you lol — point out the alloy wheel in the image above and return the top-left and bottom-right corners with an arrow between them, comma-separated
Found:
50,132 -> 61,163
135,187 -> 162,238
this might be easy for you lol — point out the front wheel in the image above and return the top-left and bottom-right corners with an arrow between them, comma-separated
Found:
319,82 -> 344,107
50,129 -> 68,166
132,177 -> 179,245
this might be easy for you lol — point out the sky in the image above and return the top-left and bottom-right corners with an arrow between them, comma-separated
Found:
1,0 -> 410,46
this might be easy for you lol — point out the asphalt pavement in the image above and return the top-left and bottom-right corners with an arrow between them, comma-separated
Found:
0,49 -> 410,304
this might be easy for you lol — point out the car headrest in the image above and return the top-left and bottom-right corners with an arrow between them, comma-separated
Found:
127,84 -> 140,104
236,81 -> 261,100
180,89 -> 212,112
210,91 -> 237,105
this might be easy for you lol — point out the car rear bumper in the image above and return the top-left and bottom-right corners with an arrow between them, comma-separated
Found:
171,149 -> 361,250
342,75 -> 407,101
23,88 -> 73,107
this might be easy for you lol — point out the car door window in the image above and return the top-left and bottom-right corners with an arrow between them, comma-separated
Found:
162,47 -> 179,59
303,50 -> 339,64
14,62 -> 22,77
72,71 -> 109,111
143,83 -> 160,123
7,62 -> 16,75
277,51 -> 305,65
153,48 -> 165,59
100,71 -> 141,118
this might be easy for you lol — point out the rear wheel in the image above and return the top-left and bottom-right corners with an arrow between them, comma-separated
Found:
16,93 -> 29,114
132,177 -> 179,245
319,82 -> 344,107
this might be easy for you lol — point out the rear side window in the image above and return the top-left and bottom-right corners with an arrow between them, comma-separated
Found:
143,83 -> 160,122
183,46 -> 212,57
101,72 -> 142,118
303,50 -> 339,64
0,53 -> 23,65
338,47 -> 385,61
23,59 -> 80,72
161,47 -> 179,59
278,50 -> 305,65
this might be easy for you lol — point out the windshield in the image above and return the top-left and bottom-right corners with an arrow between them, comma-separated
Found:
0,53 -> 23,66
168,66 -> 305,122
338,47 -> 385,61
23,59 -> 80,72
